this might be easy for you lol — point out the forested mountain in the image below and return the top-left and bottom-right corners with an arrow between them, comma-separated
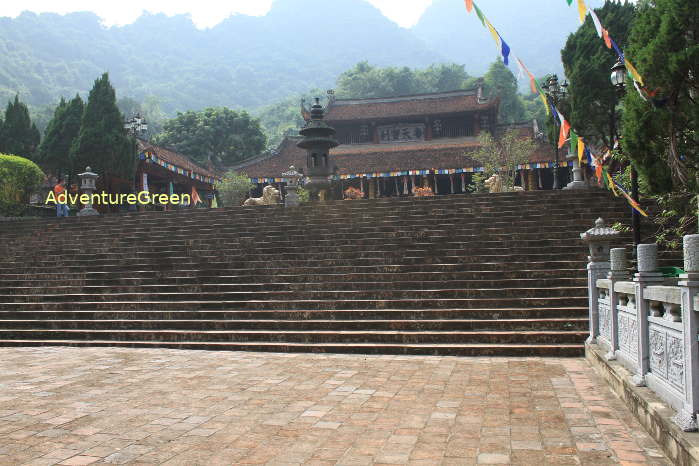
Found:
0,0 -> 439,115
0,0 -> 599,118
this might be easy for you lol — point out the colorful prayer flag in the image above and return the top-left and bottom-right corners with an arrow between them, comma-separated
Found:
570,130 -> 578,158
473,4 -> 486,26
577,0 -> 587,23
464,0 -> 473,13
602,28 -> 612,49
500,35 -> 510,65
578,138 -> 585,164
625,59 -> 644,86
589,8 -> 603,38
191,186 -> 202,205
558,117 -> 571,149
610,37 -> 624,61
486,20 -> 500,47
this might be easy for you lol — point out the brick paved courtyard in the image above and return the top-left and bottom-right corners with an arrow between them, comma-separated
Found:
0,348 -> 670,465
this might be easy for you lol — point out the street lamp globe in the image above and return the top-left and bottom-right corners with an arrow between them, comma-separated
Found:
611,59 -> 627,89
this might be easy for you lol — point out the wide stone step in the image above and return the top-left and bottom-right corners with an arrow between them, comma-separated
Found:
0,278 -> 587,294
0,286 -> 587,303
0,237 -> 622,257
2,244 -> 588,263
0,307 -> 589,321
0,329 -> 587,344
0,255 -> 590,274
0,339 -> 585,356
0,268 -> 587,285
0,223 -> 610,251
0,262 -> 589,279
0,296 -> 588,311
0,317 -> 587,331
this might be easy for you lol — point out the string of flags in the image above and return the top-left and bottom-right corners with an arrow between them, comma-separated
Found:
462,0 -> 650,217
139,151 -> 220,185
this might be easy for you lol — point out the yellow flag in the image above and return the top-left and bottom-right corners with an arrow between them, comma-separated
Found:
607,173 -> 619,197
578,138 -> 585,164
625,59 -> 644,86
211,195 -> 218,208
486,20 -> 501,47
577,0 -> 587,23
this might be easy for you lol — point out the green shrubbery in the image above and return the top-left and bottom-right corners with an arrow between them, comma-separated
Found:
0,153 -> 44,216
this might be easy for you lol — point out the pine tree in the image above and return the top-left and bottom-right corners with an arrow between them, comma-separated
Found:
561,1 -> 636,149
621,0 -> 698,194
36,95 -> 84,175
0,95 -> 41,160
70,73 -> 134,188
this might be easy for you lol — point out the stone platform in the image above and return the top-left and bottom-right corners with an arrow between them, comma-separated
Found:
0,348 -> 671,465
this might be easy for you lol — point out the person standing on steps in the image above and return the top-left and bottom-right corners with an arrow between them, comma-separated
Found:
54,178 -> 70,217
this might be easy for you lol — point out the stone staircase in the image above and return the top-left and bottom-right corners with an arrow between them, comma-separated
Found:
0,191 -> 634,356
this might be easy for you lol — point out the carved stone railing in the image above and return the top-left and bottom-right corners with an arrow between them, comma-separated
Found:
584,225 -> 699,431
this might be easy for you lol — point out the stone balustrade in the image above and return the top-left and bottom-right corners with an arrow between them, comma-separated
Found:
584,226 -> 699,432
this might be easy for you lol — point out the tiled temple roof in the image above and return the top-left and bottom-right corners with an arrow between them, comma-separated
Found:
324,89 -> 498,123
236,134 -> 556,180
137,139 -> 221,180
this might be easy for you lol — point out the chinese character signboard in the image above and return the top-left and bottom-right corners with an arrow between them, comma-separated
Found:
378,124 -> 426,143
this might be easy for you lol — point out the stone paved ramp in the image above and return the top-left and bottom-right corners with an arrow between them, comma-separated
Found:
0,348 -> 670,465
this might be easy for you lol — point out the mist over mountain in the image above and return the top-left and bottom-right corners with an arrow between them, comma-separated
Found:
0,0 -> 599,117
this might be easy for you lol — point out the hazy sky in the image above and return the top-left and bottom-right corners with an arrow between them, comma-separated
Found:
0,0 -> 435,29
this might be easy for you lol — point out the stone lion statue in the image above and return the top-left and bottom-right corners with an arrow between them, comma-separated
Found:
243,185 -> 281,206
484,174 -> 524,193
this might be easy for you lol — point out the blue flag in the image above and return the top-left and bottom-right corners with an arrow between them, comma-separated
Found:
500,36 -> 510,66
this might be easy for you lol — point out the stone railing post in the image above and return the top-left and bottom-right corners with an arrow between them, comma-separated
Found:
675,234 -> 699,431
631,243 -> 665,386
580,218 -> 620,344
604,248 -> 629,360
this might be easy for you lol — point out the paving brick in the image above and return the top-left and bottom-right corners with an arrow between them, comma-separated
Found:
0,348 -> 676,465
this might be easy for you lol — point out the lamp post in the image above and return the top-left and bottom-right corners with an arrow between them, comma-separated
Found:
541,75 -> 568,190
125,114 -> 149,210
610,59 -> 642,252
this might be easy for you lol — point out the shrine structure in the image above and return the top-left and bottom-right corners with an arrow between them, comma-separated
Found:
135,139 -> 221,210
235,86 -> 572,198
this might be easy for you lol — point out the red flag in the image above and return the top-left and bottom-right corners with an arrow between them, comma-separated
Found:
602,28 -> 612,49
465,0 -> 473,12
191,186 -> 202,205
558,119 -> 571,149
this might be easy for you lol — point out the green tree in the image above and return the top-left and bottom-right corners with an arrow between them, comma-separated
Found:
154,107 -> 267,168
483,60 -> 526,124
0,153 -> 44,216
256,90 -> 322,148
36,94 -> 84,175
561,1 -> 636,149
0,95 -> 41,160
70,73 -> 134,186
336,61 -> 471,99
622,0 -> 698,195
216,171 -> 254,207
470,129 -> 536,191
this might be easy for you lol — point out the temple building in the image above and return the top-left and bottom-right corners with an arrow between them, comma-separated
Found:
135,139 -> 221,210
235,86 -> 572,198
